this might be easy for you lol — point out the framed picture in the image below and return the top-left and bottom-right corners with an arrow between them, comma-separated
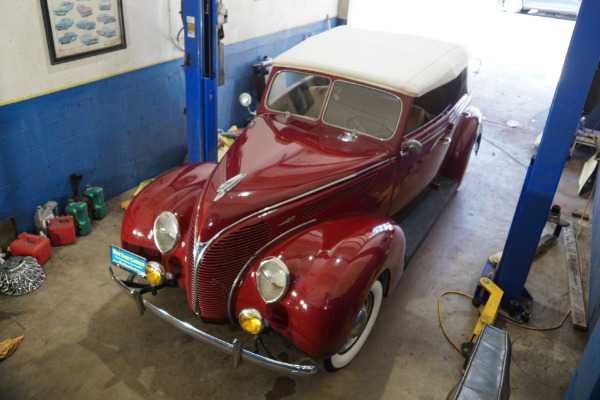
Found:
40,0 -> 126,64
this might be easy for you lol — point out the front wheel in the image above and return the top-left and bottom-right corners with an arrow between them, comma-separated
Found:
324,279 -> 383,372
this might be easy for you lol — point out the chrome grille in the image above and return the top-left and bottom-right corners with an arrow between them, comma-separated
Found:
186,228 -> 196,311
196,222 -> 271,323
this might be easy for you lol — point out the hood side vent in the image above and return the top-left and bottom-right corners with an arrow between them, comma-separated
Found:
302,174 -> 377,219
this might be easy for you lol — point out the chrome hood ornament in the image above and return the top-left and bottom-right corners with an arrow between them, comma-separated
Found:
213,173 -> 246,202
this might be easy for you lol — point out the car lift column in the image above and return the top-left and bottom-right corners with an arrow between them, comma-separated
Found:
485,0 -> 600,312
183,0 -> 218,163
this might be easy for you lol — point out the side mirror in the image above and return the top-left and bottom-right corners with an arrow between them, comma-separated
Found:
400,139 -> 422,156
239,93 -> 256,116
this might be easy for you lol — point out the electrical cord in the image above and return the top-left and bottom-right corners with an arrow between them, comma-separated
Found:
168,0 -> 185,52
438,291 -> 473,355
481,136 -> 530,168
438,291 -> 572,356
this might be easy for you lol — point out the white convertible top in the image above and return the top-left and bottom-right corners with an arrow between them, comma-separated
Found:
273,26 -> 470,97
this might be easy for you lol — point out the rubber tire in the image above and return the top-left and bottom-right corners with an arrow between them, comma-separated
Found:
324,280 -> 383,372
503,0 -> 523,13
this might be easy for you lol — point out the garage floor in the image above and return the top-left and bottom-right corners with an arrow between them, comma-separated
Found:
1,8 -> 595,400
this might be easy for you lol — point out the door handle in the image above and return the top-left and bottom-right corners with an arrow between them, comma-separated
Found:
442,136 -> 452,145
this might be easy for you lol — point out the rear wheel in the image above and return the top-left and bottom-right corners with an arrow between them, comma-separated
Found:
324,279 -> 383,372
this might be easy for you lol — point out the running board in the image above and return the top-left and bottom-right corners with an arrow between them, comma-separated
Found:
396,175 -> 459,264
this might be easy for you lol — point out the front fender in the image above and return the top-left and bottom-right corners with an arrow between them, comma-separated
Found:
121,162 -> 216,286
235,213 -> 406,359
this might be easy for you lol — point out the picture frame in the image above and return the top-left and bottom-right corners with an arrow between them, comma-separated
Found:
40,0 -> 126,65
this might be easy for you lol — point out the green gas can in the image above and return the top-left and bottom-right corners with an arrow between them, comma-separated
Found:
83,185 -> 107,220
65,199 -> 92,236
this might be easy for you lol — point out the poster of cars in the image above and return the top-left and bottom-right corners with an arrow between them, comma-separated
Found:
40,0 -> 126,64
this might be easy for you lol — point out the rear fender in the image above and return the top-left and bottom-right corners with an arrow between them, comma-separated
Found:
440,106 -> 482,184
235,213 -> 406,359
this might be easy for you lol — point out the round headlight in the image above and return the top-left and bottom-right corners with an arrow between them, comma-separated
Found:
153,211 -> 180,254
256,257 -> 290,304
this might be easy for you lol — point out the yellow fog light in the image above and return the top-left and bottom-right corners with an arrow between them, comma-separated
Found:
145,261 -> 165,286
238,308 -> 264,334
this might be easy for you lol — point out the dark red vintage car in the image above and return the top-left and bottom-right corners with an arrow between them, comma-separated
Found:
109,26 -> 482,375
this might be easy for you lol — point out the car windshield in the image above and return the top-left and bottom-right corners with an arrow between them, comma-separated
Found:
323,81 -> 402,140
266,71 -> 331,119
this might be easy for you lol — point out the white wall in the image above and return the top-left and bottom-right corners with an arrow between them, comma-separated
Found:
1,0 -> 338,105
223,0 -> 338,45
1,1 -> 183,105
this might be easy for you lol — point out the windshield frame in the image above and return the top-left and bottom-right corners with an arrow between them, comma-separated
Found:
264,70 -> 332,121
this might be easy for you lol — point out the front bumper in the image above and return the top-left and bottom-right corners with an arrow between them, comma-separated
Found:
109,266 -> 317,375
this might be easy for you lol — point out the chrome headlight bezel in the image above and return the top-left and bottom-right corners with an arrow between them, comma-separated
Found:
256,257 -> 290,304
153,211 -> 180,255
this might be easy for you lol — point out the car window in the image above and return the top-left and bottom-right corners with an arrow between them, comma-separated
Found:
404,68 -> 468,135
266,71 -> 331,119
323,81 -> 402,140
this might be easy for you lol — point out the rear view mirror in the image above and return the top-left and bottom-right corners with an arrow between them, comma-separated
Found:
239,93 -> 256,116
400,139 -> 422,156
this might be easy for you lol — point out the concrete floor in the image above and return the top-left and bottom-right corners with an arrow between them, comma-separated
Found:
1,8 -> 595,400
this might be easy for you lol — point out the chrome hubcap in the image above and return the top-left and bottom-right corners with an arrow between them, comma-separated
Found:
339,291 -> 374,354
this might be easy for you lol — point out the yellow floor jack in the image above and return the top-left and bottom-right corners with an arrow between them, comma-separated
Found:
447,269 -> 511,400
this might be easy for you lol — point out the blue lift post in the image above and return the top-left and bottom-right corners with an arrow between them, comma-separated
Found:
184,0 -> 219,163
475,0 -> 600,316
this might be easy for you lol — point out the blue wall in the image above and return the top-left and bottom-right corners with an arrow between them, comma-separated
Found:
0,59 -> 188,234
0,18 -> 335,235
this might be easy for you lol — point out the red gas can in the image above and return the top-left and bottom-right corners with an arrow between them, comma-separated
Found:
10,233 -> 52,265
48,216 -> 76,246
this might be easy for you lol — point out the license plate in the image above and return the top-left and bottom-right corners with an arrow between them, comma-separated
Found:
110,245 -> 146,276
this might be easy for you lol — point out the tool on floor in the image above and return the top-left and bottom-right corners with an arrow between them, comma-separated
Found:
33,201 -> 58,237
0,255 -> 46,296
447,324 -> 511,400
69,173 -> 94,220
9,233 -> 52,265
535,204 -> 570,257
83,184 -> 107,220
48,216 -> 76,246
462,278 -> 504,372
65,199 -> 92,236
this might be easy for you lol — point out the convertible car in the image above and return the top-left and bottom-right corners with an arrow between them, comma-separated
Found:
110,26 -> 482,375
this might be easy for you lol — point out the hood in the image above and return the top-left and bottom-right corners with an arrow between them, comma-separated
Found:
196,114 -> 389,240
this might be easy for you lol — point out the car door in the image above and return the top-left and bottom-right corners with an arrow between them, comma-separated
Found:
387,105 -> 455,217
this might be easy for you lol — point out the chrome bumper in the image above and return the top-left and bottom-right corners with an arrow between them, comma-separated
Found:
109,266 -> 317,376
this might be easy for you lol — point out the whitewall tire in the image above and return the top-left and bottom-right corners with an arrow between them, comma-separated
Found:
324,279 -> 383,372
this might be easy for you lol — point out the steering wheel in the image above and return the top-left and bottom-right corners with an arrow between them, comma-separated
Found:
346,115 -> 393,136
